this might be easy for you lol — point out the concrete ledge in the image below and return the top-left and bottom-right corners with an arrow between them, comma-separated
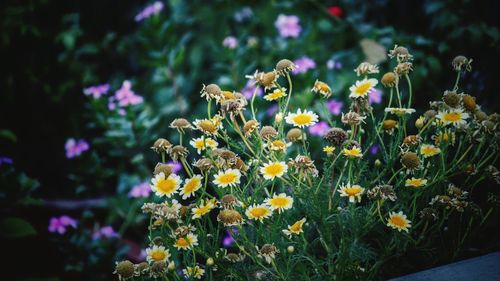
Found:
389,251 -> 500,281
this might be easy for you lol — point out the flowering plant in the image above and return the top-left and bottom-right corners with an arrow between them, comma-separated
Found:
113,47 -> 500,280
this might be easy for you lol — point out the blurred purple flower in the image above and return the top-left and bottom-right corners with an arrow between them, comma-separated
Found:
222,228 -> 239,247
135,1 -> 164,22
326,100 -> 343,115
48,215 -> 78,234
266,104 -> 279,117
167,161 -> 183,174
115,80 -> 143,107
128,182 -> 151,198
292,57 -> 316,75
222,36 -> 238,49
65,138 -> 89,159
83,83 -> 110,99
370,144 -> 380,155
234,7 -> 253,22
275,14 -> 302,38
308,121 -> 330,136
241,80 -> 263,100
0,156 -> 13,166
92,225 -> 118,240
327,59 -> 343,70
368,88 -> 383,104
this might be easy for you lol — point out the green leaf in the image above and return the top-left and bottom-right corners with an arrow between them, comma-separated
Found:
0,217 -> 37,238
0,129 -> 17,142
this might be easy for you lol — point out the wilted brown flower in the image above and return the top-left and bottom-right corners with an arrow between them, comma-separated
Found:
114,260 -> 135,281
474,110 -> 488,122
275,59 -> 297,76
287,128 -> 303,142
383,119 -> 398,134
401,152 -> 421,172
243,119 -> 260,136
324,128 -> 348,146
388,45 -> 413,62
260,126 -> 278,141
342,111 -> 366,126
394,62 -> 413,76
201,83 -> 222,100
354,62 -> 379,76
452,55 -> 473,72
151,138 -> 172,154
153,163 -> 173,177
367,185 -> 397,202
220,194 -> 240,209
403,135 -> 421,146
169,118 -> 192,130
217,209 -> 244,226
225,253 -> 245,263
288,155 -> 318,177
462,94 -> 477,111
193,158 -> 213,172
258,244 -> 279,264
169,145 -> 189,161
443,90 -> 461,108
381,72 -> 397,87
419,208 -> 438,221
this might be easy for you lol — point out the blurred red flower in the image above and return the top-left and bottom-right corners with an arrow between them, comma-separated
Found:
328,6 -> 343,18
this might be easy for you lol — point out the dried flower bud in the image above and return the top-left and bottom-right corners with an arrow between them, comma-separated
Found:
419,208 -> 438,221
415,116 -> 425,129
275,112 -> 284,123
193,158 -> 213,171
367,185 -> 397,201
135,262 -> 149,275
452,55 -> 472,72
424,110 -> 437,120
201,83 -> 222,100
389,45 -> 413,62
443,91 -> 461,108
381,72 -> 397,87
260,126 -> 278,141
152,236 -> 164,246
220,99 -> 244,115
170,118 -> 192,130
220,194 -> 239,209
462,95 -> 476,111
169,145 -> 189,161
394,62 -> 413,76
324,128 -> 348,146
475,110 -> 488,122
403,135 -> 421,146
342,111 -> 366,126
153,163 -> 173,176
354,62 -> 379,76
150,261 -> 167,276
383,119 -> 398,130
151,138 -> 172,154
286,128 -> 303,142
243,120 -> 259,136
254,71 -> 277,89
217,209 -> 244,226
115,260 -> 135,280
401,152 -> 420,171
275,59 -> 297,76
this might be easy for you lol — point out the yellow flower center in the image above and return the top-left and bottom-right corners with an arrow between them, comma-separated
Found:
199,120 -> 217,133
152,251 -> 166,261
218,173 -> 238,184
184,178 -> 200,193
443,112 -> 461,122
270,197 -> 289,207
250,207 -> 268,217
194,204 -> 211,216
157,178 -> 177,194
292,114 -> 313,125
271,140 -> 286,149
176,237 -> 189,247
355,82 -> 372,95
389,216 -> 406,227
264,163 -> 284,177
408,179 -> 422,186
345,187 -> 362,196
290,221 -> 303,232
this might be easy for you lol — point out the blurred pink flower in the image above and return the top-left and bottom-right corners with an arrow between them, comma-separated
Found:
326,99 -> 343,115
292,57 -> 316,74
275,14 -> 301,38
83,83 -> 110,99
92,225 -> 118,240
135,1 -> 164,22
222,36 -> 238,49
128,182 -> 151,198
167,161 -> 183,174
327,59 -> 342,70
65,138 -> 89,159
48,215 -> 78,234
308,121 -> 330,136
241,79 -> 263,100
115,80 -> 143,107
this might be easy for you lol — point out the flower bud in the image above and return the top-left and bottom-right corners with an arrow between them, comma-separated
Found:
206,257 -> 215,266
374,159 -> 382,167
287,245 -> 295,253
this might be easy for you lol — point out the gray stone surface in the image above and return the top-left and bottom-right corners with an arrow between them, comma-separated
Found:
389,251 -> 500,281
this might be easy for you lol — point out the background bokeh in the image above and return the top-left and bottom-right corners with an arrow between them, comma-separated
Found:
1,0 -> 499,280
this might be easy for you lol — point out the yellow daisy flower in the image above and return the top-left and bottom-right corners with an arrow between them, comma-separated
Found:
264,193 -> 293,213
285,109 -> 319,128
183,265 -> 205,279
343,146 -> 362,158
433,130 -> 456,145
387,211 -> 412,232
323,146 -> 336,155
192,199 -> 216,219
267,139 -> 291,152
311,80 -> 332,98
420,144 -> 441,158
180,175 -> 203,199
174,233 -> 199,250
213,169 -> 241,188
349,78 -> 378,99
146,245 -> 170,263
264,87 -> 287,101
338,183 -> 365,203
245,204 -> 272,222
436,109 -> 469,127
189,136 -> 218,154
192,115 -> 223,136
260,161 -> 288,180
150,172 -> 181,198
405,177 -> 427,188
282,218 -> 306,238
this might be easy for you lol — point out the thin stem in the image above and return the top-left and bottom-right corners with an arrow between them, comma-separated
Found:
284,73 -> 294,113
250,86 -> 260,120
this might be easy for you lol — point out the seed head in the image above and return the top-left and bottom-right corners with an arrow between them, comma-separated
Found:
354,62 -> 379,76
169,145 -> 189,161
275,59 -> 297,76
217,209 -> 244,226
169,118 -> 192,130
151,138 -> 172,154
201,83 -> 222,100
443,90 -> 461,108
381,72 -> 397,87
243,119 -> 260,136
260,126 -> 278,141
452,55 -> 472,72
153,163 -> 173,177
115,260 -> 135,280
462,95 -> 476,111
401,152 -> 420,171
286,128 -> 303,142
